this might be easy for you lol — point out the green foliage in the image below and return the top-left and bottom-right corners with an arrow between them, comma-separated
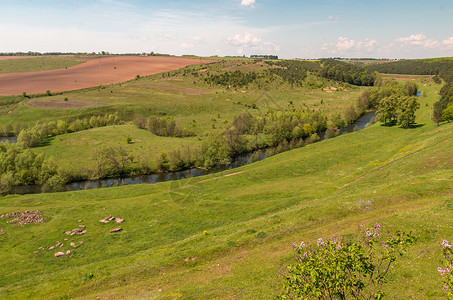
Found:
442,104 -> 453,122
397,96 -> 420,128
280,225 -> 416,300
204,70 -> 259,88
320,59 -> 376,86
201,132 -> 231,168
134,116 -> 195,138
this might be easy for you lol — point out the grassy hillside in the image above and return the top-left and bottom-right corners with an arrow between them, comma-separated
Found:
0,77 -> 452,299
1,60 -> 366,177
0,56 -> 84,74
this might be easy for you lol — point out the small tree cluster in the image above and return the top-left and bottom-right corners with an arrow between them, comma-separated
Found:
279,224 -> 416,299
377,94 -> 420,128
133,116 -> 195,137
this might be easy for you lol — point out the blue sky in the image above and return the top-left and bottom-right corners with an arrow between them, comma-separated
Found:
1,0 -> 452,58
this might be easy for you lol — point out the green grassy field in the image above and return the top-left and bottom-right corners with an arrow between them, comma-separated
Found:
0,76 -> 452,299
0,56 -> 83,74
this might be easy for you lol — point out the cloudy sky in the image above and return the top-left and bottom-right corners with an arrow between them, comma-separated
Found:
1,0 -> 452,58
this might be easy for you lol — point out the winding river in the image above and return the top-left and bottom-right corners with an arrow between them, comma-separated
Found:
9,111 -> 376,195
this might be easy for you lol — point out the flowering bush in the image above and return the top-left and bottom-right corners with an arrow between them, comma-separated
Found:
438,239 -> 453,298
279,224 -> 416,299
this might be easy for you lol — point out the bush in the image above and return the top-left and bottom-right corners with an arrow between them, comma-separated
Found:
279,224 -> 415,299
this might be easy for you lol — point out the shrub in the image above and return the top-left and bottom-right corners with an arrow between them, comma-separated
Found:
279,224 -> 415,299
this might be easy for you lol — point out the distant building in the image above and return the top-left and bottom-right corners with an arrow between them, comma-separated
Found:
250,55 -> 278,60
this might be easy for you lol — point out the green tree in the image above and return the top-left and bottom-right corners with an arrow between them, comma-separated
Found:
397,96 -> 420,128
377,95 -> 398,125
201,132 -> 231,168
441,103 -> 453,122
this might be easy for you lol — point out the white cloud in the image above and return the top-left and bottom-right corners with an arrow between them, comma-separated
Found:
442,37 -> 453,46
241,0 -> 256,8
396,33 -> 426,43
226,32 -> 279,55
180,42 -> 194,49
395,33 -> 439,48
337,36 -> 356,51
321,36 -> 377,55
227,32 -> 261,46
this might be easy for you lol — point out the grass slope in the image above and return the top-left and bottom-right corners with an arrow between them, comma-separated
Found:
0,78 -> 451,299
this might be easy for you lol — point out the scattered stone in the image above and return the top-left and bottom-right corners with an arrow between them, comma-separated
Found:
79,241 -> 84,244
100,215 -> 125,224
55,243 -> 61,247
0,210 -> 46,226
109,227 -> 122,233
0,229 -> 4,235
70,232 -> 76,236
78,230 -> 87,235
64,238 -> 68,241
38,246 -> 43,250
70,242 -> 79,248
65,250 -> 71,255
48,246 -> 55,250
77,220 -> 82,223
59,243 -> 64,248
184,258 -> 189,262
78,225 -> 86,229
34,251 -> 39,254
54,252 -> 65,257
64,231 -> 71,235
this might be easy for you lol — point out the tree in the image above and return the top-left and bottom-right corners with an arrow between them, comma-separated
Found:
201,132 -> 231,168
279,224 -> 416,300
397,96 -> 420,128
377,95 -> 398,125
441,103 -> 453,122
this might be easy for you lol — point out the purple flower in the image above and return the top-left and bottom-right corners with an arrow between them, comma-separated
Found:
317,238 -> 325,247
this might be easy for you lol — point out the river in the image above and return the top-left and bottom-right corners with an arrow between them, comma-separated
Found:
10,111 -> 376,195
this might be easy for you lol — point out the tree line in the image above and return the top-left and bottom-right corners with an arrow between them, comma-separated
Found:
16,112 -> 121,148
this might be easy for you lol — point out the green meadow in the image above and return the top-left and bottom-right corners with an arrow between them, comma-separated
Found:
0,72 -> 452,299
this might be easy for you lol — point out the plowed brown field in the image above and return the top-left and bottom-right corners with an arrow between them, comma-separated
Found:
0,56 -> 212,96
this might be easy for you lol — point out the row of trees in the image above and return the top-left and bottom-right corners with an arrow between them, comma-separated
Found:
17,112 -> 122,148
133,116 -> 195,137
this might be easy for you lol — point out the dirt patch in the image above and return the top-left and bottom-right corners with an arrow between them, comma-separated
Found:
0,210 -> 46,226
130,85 -> 210,95
0,56 -> 215,96
25,98 -> 111,110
